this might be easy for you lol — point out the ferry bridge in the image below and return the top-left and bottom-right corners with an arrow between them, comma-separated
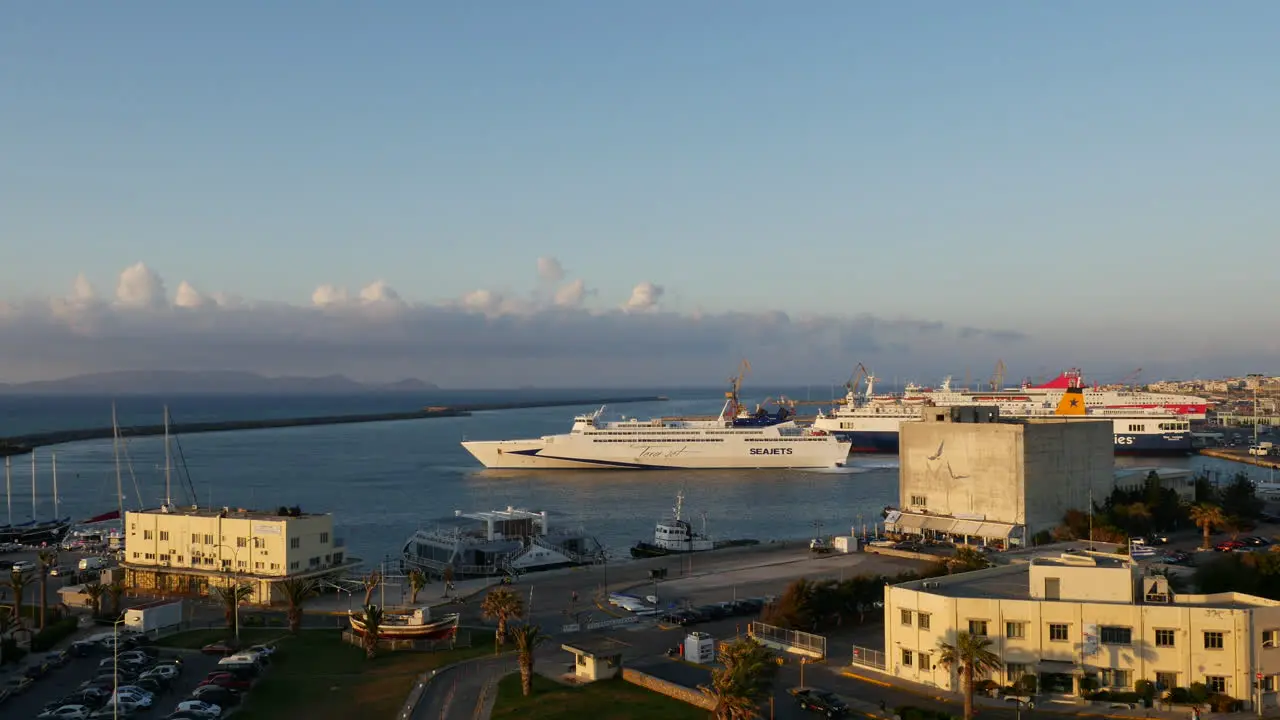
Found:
1208,414 -> 1280,428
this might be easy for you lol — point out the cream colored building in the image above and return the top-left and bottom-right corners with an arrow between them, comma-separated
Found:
883,551 -> 1280,709
888,406 -> 1114,547
123,505 -> 355,604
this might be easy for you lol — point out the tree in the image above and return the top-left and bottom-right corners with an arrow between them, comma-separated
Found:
938,631 -> 1003,720
442,566 -> 455,595
360,603 -> 383,660
6,569 -> 32,622
699,637 -> 778,719
511,622 -> 546,696
83,581 -> 107,618
362,570 -> 382,607
211,583 -> 253,630
947,547 -> 990,574
107,580 -> 125,617
480,587 -> 524,646
37,549 -> 58,630
408,569 -> 428,605
278,578 -> 318,634
1190,504 -> 1226,550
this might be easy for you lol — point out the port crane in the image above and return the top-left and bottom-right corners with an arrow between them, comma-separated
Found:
989,359 -> 1007,391
725,359 -> 751,416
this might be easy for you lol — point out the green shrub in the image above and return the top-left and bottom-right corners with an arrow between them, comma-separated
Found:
30,617 -> 79,652
1,639 -> 25,665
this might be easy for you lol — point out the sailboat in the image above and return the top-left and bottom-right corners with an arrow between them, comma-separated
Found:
0,450 -> 73,546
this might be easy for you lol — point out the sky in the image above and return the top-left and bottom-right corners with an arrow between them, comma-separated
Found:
1,2 -> 1277,387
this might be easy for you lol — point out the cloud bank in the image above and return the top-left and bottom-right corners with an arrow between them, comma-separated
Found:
2,257 -> 1264,388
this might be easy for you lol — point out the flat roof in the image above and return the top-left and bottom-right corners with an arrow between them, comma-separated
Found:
562,638 -> 628,657
126,505 -> 327,521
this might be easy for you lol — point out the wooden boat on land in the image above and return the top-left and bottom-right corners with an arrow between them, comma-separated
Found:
347,605 -> 460,640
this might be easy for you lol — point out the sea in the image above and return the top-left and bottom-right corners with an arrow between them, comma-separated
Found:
0,390 -> 1267,566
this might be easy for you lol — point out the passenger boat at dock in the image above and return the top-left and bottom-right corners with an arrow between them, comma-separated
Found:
348,605 -> 459,640
460,364 -> 851,470
402,507 -> 606,579
630,491 -> 758,558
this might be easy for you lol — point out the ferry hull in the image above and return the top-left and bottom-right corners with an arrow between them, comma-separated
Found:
462,438 -> 851,470
835,430 -> 1191,456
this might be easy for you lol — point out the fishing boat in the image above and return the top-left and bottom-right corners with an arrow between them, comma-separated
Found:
630,491 -> 758,558
347,605 -> 460,640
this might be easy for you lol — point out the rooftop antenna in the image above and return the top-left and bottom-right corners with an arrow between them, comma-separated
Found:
164,405 -> 172,509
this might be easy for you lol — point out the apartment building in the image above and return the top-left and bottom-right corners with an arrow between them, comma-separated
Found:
884,551 -> 1280,709
122,505 -> 355,604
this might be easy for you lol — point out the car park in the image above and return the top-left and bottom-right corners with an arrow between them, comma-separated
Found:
37,704 -> 93,719
790,686 -> 850,717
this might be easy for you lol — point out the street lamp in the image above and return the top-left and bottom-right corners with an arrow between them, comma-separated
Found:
1249,374 -> 1264,451
112,615 -> 126,720
199,542 -> 245,643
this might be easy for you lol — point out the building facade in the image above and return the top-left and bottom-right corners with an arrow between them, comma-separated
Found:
889,406 -> 1114,546
122,506 -> 354,604
883,552 -> 1280,709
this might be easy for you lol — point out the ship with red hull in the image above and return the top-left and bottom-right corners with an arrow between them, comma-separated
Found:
348,605 -> 459,641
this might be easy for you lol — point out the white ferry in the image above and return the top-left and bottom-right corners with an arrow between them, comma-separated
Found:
402,507 -> 605,579
461,378 -> 851,470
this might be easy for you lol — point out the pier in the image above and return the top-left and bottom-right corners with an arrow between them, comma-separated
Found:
0,395 -> 667,456
1198,447 -> 1280,470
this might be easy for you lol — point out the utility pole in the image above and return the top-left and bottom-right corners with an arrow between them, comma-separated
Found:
1249,374 -> 1263,451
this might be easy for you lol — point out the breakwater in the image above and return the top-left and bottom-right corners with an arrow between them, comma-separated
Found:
0,395 -> 667,456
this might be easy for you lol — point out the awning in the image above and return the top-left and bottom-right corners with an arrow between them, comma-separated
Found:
976,522 -> 1019,538
887,512 -> 957,534
950,520 -> 983,536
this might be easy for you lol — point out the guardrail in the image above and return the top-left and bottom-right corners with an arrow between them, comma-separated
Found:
749,621 -> 827,659
851,644 -> 887,670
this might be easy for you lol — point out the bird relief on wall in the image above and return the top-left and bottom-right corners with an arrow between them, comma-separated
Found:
924,441 -> 973,511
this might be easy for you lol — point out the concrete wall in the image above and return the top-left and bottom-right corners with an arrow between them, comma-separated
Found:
622,668 -> 716,710
1028,561 -> 1134,603
899,419 -> 1113,536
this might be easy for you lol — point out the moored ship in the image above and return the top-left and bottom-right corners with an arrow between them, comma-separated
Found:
402,507 -> 605,579
348,605 -> 459,641
630,491 -> 758,558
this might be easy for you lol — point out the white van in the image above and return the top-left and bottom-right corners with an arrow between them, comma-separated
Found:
78,557 -> 107,572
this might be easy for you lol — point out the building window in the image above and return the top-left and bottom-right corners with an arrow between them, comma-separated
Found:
203,534 -> 213,544
132,552 -> 140,559
1100,627 -> 1132,645
290,561 -> 299,570
1206,676 -> 1226,693
237,560 -> 247,569
902,649 -> 914,667
901,609 -> 914,626
968,620 -> 988,636
1102,669 -> 1132,689
255,562 -> 264,570
1264,630 -> 1279,648
333,552 -> 344,565
236,537 -> 248,548
177,555 -> 184,563
290,537 -> 300,549
158,554 -> 170,563
191,533 -> 200,544
1155,672 -> 1178,692
309,556 -> 321,567
1204,631 -> 1225,650
159,531 -> 169,541
1049,623 -> 1069,642
1006,621 -> 1026,639
144,553 -> 155,560
253,537 -> 265,549
1155,629 -> 1176,648
321,532 -> 330,544
143,530 -> 153,540
918,653 -> 931,671
918,613 -> 930,630
221,559 -> 231,569
910,495 -> 927,507
1007,663 -> 1029,684
1264,676 -> 1277,692
270,563 -> 280,570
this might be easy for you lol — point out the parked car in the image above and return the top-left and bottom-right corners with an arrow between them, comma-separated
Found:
37,704 -> 93,719
5,675 -> 35,694
201,641 -> 239,656
172,700 -> 221,718
197,672 -> 251,692
790,687 -> 849,717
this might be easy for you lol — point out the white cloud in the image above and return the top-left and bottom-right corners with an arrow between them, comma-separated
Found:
72,273 -> 96,303
115,262 -> 167,309
536,256 -> 565,283
174,281 -> 207,309
624,282 -> 664,312
22,261 -> 1276,388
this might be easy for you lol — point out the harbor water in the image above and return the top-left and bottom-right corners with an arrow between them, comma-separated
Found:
0,391 -> 1265,565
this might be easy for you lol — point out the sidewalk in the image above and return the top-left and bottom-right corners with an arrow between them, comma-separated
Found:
306,574 -> 500,615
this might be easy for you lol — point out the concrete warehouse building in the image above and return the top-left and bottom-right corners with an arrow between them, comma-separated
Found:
122,505 -> 357,604
886,405 -> 1114,547
883,551 -> 1280,710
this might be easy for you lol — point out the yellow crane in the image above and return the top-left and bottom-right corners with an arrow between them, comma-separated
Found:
989,359 -> 1007,391
725,359 -> 751,415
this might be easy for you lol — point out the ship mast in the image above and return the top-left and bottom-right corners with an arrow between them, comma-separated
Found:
31,449 -> 37,521
113,404 -> 125,526
4,456 -> 11,526
164,405 -> 172,508
52,451 -> 59,520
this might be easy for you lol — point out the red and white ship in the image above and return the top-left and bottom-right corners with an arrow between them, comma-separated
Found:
878,369 -> 1207,420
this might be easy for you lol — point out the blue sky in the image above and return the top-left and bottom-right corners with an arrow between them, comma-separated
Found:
1,2 -> 1277,384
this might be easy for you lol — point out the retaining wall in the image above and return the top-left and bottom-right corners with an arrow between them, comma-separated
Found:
622,668 -> 716,710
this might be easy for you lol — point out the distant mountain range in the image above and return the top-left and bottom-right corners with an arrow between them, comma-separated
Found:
0,371 -> 440,396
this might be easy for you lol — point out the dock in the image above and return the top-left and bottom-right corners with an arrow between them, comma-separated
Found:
0,395 -> 668,456
1198,447 -> 1280,470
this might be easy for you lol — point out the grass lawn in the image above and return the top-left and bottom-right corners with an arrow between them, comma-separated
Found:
491,673 -> 708,720
154,628 -> 290,649
229,629 -> 497,720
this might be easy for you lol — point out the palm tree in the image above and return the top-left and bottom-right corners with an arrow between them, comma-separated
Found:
107,579 -> 125,617
37,549 -> 58,629
211,583 -> 254,630
362,570 -> 382,607
408,569 -> 428,605
6,569 -> 32,623
698,637 -> 777,720
442,566 -> 455,595
278,578 -> 318,634
359,603 -> 384,660
83,581 -> 107,618
938,631 -> 1003,720
481,587 -> 525,646
511,622 -> 546,696
1190,503 -> 1226,550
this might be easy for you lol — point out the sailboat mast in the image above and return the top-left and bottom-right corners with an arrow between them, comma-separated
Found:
52,452 -> 59,520
113,404 -> 125,525
164,405 -> 172,508
31,449 -> 37,520
4,455 -> 11,526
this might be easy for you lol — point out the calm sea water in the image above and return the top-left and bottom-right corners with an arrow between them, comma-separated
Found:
0,391 -> 1265,565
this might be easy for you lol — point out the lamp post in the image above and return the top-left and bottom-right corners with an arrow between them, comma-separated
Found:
112,615 -> 126,720
204,542 -> 244,643
1250,374 -> 1264,452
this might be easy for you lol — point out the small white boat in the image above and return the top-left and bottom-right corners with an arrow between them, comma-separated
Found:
348,605 -> 459,640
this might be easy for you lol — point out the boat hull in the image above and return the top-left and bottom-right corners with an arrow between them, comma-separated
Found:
630,539 -> 759,559
348,612 -> 459,640
461,438 -> 851,470
833,430 -> 1191,456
